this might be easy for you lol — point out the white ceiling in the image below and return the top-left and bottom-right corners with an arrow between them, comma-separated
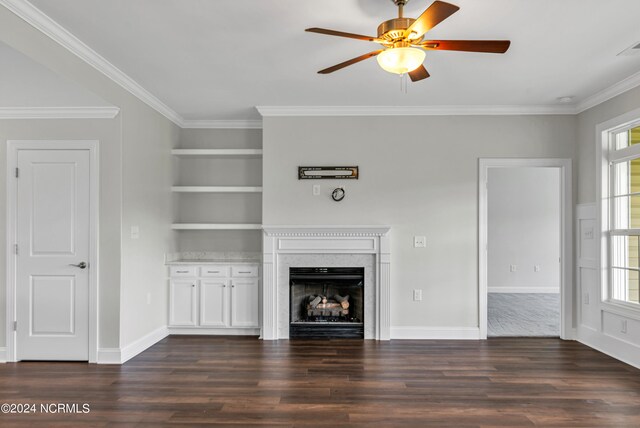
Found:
24,0 -> 640,120
0,40 -> 109,107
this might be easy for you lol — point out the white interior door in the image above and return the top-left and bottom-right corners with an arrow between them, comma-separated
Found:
15,149 -> 91,361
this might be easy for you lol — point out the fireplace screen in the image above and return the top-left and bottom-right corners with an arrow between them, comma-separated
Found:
289,267 -> 364,338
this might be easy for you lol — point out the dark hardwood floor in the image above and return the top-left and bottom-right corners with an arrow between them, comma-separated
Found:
1,337 -> 639,427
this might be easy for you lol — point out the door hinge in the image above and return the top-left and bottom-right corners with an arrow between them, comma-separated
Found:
14,244 -> 18,255
15,167 -> 19,178
13,321 -> 17,331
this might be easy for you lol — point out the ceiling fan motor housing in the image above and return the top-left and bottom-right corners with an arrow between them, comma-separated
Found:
377,18 -> 419,43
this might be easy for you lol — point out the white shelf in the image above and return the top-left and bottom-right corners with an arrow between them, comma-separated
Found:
172,186 -> 262,193
172,149 -> 262,158
172,223 -> 262,230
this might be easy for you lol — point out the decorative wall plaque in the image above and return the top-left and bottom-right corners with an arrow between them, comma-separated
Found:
298,166 -> 359,180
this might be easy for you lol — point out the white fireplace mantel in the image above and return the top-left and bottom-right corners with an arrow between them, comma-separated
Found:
262,225 -> 391,340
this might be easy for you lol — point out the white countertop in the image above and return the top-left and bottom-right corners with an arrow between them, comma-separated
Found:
166,259 -> 260,265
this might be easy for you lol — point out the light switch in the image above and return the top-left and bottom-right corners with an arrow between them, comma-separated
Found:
534,265 -> 541,272
413,289 -> 422,301
312,184 -> 321,196
510,264 -> 517,272
621,320 -> 628,334
131,226 -> 140,239
584,227 -> 594,240
414,236 -> 426,248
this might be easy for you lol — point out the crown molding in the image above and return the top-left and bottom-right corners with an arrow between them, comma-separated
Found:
256,104 -> 577,117
575,70 -> 640,114
181,119 -> 263,129
0,106 -> 120,119
0,0 -> 182,126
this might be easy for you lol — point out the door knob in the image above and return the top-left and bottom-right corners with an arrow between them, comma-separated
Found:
69,262 -> 87,269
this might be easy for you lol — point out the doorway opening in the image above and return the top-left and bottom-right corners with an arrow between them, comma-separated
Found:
479,159 -> 572,340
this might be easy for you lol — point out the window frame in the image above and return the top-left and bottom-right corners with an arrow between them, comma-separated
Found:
602,118 -> 640,311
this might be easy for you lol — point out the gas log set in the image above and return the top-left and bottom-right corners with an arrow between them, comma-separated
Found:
289,267 -> 364,338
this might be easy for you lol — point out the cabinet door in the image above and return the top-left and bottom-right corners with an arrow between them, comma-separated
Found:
230,278 -> 259,327
200,280 -> 228,327
169,280 -> 197,326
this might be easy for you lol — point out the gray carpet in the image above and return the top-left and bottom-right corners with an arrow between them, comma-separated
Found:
488,293 -> 560,337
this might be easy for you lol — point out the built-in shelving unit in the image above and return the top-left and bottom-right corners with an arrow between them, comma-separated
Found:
172,223 -> 262,230
171,186 -> 262,193
172,147 -> 262,231
172,149 -> 263,158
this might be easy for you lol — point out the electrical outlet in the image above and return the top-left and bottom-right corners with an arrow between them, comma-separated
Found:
131,226 -> 140,240
621,320 -> 628,334
584,227 -> 594,240
414,236 -> 426,248
583,293 -> 589,305
312,184 -> 321,196
510,264 -> 517,272
534,265 -> 541,272
413,289 -> 422,301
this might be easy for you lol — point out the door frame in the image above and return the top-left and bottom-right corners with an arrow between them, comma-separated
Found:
478,158 -> 573,340
5,140 -> 99,362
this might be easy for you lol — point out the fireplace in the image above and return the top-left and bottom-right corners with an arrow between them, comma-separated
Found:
262,226 -> 391,340
289,267 -> 365,338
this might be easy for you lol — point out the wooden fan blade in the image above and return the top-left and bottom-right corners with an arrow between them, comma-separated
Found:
421,40 -> 511,53
318,50 -> 384,74
405,1 -> 460,39
306,27 -> 379,42
409,65 -> 430,82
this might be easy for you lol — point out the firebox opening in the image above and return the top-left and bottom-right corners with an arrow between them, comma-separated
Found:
289,267 -> 364,339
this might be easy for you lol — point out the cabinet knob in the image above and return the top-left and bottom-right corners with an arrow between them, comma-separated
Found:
192,284 -> 195,287
232,285 -> 235,288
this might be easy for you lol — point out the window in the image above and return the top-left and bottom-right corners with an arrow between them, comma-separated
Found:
609,125 -> 640,305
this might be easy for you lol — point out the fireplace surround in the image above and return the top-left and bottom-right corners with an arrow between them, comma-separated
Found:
262,226 -> 391,340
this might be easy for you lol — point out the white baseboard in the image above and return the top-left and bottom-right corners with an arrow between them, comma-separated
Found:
390,327 -> 480,340
97,325 -> 169,364
167,327 -> 260,336
577,326 -> 640,369
0,347 -> 6,363
96,348 -> 122,364
488,287 -> 560,294
120,326 -> 169,364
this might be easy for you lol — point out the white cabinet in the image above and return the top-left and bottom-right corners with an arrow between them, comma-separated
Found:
200,280 -> 228,327
169,280 -> 197,326
168,264 -> 259,332
231,278 -> 259,327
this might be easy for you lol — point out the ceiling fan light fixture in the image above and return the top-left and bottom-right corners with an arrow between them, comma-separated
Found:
376,47 -> 425,75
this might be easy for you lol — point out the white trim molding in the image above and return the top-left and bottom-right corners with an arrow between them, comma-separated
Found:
0,347 -> 6,362
181,119 -> 263,129
478,158 -> 573,340
262,225 -> 391,340
576,70 -> 640,114
120,326 -> 168,364
390,327 -> 480,340
96,348 -> 121,365
257,105 -> 576,117
0,106 -> 120,120
6,140 -> 100,363
0,0 -> 182,126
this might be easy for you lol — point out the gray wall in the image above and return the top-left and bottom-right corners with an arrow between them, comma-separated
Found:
488,167 -> 560,292
0,118 -> 122,348
263,115 -> 576,329
0,6 -> 179,350
577,85 -> 640,204
175,129 -> 263,253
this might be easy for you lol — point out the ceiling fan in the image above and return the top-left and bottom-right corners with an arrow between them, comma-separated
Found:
306,0 -> 511,82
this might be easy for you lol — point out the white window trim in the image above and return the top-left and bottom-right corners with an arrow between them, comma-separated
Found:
596,107 -> 640,317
